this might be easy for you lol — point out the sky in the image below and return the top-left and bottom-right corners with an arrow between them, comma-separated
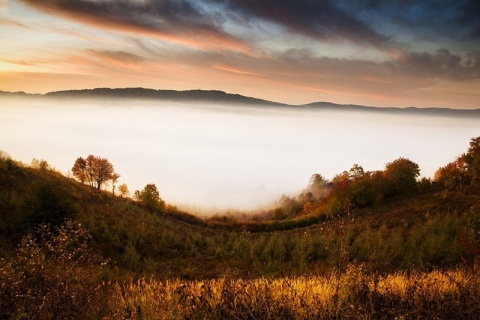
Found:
0,0 -> 479,108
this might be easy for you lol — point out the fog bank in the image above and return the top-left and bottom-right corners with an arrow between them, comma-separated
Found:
1,98 -> 479,213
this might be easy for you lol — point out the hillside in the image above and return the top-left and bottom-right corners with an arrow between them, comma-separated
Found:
2,141 -> 480,319
0,156 -> 227,278
1,140 -> 480,280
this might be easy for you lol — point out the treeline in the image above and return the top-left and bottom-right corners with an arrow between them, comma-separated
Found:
206,157 -> 427,232
252,137 -> 479,224
260,157 -> 423,221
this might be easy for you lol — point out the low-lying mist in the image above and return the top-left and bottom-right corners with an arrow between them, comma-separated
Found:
1,97 -> 479,213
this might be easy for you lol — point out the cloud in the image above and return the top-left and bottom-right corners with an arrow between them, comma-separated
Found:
234,47 -> 480,82
0,18 -> 29,29
87,49 -> 145,65
455,0 -> 480,39
0,57 -> 55,67
222,0 -> 391,48
170,46 -> 480,105
351,1 -> 480,43
394,49 -> 480,80
19,0 -> 479,57
19,0 -> 251,53
6,0 -> 480,109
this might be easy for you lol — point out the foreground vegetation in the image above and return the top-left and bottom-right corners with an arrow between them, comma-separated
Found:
0,137 -> 479,318
1,221 -> 479,319
112,266 -> 480,319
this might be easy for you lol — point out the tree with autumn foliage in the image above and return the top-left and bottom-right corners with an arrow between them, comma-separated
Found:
71,155 -> 118,190
464,137 -> 480,189
435,155 -> 468,191
435,137 -> 480,192
307,173 -> 329,199
110,173 -> 121,195
383,157 -> 420,196
118,183 -> 130,198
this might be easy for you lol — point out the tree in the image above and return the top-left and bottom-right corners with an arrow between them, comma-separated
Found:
349,164 -> 365,180
71,155 -> 117,190
90,156 -> 115,190
332,171 -> 350,185
134,184 -> 165,211
72,157 -> 87,184
0,150 -> 11,161
383,157 -> 420,195
328,170 -> 353,215
307,173 -> 329,198
31,158 -> 51,171
435,137 -> 480,192
464,137 -> 480,188
349,171 -> 380,207
434,155 -> 468,191
110,173 -> 120,195
118,183 -> 130,198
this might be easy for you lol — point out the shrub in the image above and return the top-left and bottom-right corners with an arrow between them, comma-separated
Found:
20,180 -> 75,228
0,220 -> 111,319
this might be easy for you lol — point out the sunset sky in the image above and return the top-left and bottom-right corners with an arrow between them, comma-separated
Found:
1,0 -> 479,108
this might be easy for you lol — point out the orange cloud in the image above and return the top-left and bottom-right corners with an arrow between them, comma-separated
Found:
213,64 -> 261,76
358,75 -> 394,84
19,0 -> 253,55
288,84 -> 340,96
0,18 -> 29,29
86,49 -> 145,69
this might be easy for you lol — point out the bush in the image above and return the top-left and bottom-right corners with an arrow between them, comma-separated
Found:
0,220 -> 111,319
20,180 -> 75,228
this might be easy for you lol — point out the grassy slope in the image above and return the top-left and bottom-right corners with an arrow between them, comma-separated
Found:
1,157 -> 479,279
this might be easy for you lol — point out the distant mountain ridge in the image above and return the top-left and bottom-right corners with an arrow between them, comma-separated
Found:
302,101 -> 480,117
1,87 -> 479,116
44,87 -> 286,107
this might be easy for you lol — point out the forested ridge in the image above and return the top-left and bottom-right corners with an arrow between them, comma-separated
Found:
0,137 -> 479,319
2,88 -> 480,117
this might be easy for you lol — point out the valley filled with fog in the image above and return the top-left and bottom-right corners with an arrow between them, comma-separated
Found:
1,97 -> 479,212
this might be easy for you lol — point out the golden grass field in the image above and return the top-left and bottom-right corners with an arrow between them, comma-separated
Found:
110,264 -> 480,319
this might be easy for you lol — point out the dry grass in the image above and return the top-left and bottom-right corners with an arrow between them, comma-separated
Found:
110,264 -> 480,319
1,219 -> 479,319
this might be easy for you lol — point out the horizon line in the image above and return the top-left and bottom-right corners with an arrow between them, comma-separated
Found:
1,87 -> 479,111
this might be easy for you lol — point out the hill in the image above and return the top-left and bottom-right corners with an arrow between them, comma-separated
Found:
303,101 -> 480,118
301,102 -> 480,117
0,155 -> 227,278
1,87 -> 479,116
0,90 -> 41,97
43,87 -> 287,106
